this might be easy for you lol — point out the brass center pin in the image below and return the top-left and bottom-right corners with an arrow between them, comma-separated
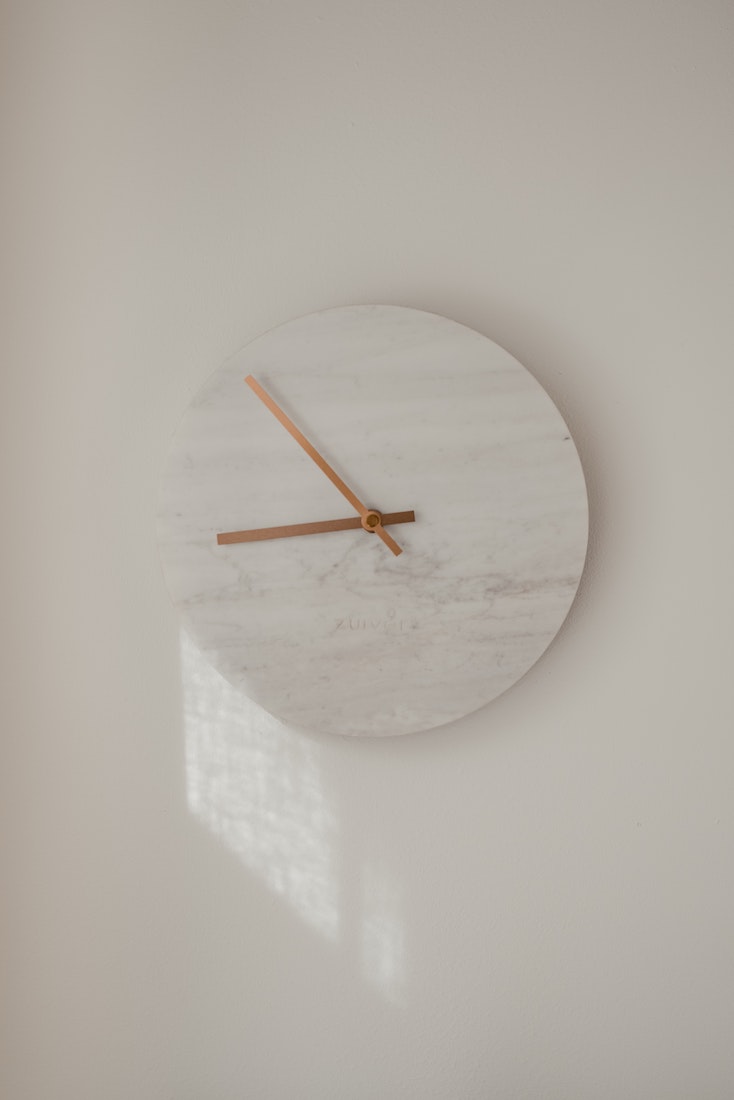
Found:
361,510 -> 382,532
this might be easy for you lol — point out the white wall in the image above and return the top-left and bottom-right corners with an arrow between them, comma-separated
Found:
4,2 -> 734,1097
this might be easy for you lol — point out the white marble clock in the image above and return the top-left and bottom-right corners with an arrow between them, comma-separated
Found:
157,305 -> 588,737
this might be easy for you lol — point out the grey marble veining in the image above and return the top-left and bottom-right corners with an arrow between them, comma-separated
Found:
157,305 -> 588,736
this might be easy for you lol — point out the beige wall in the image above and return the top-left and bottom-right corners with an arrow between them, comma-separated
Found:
4,2 -> 734,1097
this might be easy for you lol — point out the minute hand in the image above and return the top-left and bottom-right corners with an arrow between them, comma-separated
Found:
245,375 -> 402,556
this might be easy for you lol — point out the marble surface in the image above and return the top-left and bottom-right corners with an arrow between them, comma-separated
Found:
157,306 -> 588,736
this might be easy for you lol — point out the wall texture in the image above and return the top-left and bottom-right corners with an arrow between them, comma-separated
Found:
4,2 -> 734,1097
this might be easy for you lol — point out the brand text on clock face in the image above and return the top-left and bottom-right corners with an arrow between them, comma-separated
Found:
335,615 -> 417,634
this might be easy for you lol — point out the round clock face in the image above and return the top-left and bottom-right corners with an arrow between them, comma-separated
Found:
157,305 -> 588,736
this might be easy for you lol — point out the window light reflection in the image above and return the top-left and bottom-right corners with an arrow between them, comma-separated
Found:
180,629 -> 340,941
361,861 -> 405,1005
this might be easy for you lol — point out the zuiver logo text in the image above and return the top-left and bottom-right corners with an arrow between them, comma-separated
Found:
336,612 -> 416,634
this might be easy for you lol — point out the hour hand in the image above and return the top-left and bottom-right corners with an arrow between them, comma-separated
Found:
217,510 -> 415,546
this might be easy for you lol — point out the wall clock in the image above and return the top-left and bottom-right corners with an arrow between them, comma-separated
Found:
157,305 -> 588,736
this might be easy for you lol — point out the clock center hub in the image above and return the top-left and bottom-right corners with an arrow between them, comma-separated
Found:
361,509 -> 383,532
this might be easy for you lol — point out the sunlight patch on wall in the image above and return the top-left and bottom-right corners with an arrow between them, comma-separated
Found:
361,861 -> 405,1005
180,629 -> 340,940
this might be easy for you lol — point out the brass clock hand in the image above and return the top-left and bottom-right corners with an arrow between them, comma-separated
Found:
245,375 -> 403,556
217,510 -> 415,545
